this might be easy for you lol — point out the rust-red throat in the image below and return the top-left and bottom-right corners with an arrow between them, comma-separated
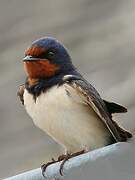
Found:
24,46 -> 59,79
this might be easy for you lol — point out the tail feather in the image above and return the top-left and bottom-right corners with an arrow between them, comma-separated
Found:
112,120 -> 132,141
104,100 -> 127,115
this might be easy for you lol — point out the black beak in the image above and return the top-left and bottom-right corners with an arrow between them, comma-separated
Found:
23,55 -> 39,62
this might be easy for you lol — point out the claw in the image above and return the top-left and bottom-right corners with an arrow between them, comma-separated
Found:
59,150 -> 85,176
59,154 -> 70,176
41,150 -> 85,177
41,158 -> 57,177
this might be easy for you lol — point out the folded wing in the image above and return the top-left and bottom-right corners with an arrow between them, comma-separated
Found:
63,75 -> 132,142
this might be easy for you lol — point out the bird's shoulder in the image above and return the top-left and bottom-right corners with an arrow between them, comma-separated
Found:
17,84 -> 25,105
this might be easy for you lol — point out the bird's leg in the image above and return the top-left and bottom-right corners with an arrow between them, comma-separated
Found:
59,149 -> 85,176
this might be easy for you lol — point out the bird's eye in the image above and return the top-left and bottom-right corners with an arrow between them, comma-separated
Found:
47,51 -> 55,59
32,50 -> 56,59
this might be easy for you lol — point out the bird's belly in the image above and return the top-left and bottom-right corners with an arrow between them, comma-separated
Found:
24,85 -> 111,153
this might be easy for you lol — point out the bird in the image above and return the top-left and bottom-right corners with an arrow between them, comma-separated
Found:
18,37 -> 132,175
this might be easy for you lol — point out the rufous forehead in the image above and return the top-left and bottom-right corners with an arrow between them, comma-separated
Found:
25,46 -> 47,57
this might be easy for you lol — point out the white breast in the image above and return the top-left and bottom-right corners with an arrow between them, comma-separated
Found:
24,84 -> 110,153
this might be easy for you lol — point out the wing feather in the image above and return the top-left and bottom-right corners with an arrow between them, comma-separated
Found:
63,75 -> 128,142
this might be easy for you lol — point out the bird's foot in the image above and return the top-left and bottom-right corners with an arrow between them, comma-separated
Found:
59,149 -> 85,176
41,150 -> 85,177
41,154 -> 67,177
41,158 -> 59,177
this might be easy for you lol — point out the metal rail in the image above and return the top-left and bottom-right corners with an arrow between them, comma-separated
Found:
4,141 -> 133,180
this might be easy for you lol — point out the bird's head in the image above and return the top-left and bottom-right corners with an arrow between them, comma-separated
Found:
23,37 -> 74,79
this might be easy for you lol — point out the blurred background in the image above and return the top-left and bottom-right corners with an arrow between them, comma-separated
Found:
0,0 -> 135,179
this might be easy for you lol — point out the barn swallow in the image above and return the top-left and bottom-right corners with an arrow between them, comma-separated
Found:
18,37 -> 132,175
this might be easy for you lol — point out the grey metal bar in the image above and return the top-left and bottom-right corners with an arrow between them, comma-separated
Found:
4,140 -> 133,180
